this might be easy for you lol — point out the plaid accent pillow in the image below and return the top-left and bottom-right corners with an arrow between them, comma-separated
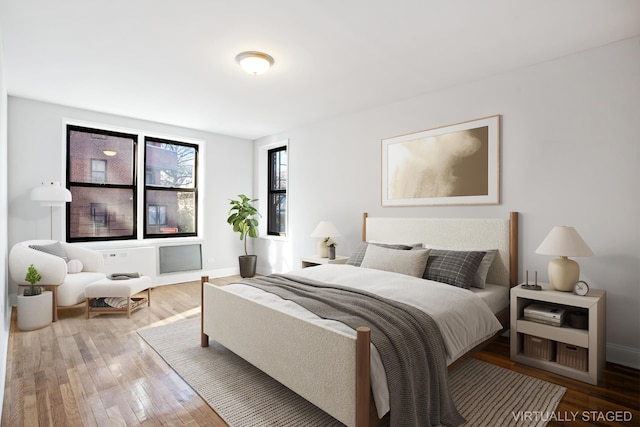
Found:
423,249 -> 486,289
347,242 -> 416,267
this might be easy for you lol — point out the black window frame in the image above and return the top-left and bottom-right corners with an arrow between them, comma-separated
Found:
66,125 -> 138,243
143,136 -> 198,239
267,145 -> 287,236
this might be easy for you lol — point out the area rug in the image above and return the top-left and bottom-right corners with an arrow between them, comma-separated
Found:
138,318 -> 565,427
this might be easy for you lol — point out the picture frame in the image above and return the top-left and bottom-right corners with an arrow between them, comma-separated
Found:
381,115 -> 500,207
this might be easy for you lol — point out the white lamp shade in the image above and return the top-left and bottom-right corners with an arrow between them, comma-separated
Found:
535,226 -> 593,257
31,182 -> 72,206
310,221 -> 341,238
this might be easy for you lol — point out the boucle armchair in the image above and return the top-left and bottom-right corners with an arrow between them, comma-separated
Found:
9,240 -> 106,321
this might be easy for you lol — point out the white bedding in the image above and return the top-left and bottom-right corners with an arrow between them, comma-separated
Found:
470,282 -> 510,314
222,264 -> 502,418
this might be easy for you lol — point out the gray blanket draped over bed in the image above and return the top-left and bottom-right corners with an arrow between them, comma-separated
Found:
241,273 -> 466,427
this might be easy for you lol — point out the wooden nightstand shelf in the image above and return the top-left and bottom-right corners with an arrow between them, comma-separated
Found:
510,283 -> 606,385
301,255 -> 348,268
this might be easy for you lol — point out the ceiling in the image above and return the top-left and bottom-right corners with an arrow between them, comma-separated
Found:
1,1 -> 638,140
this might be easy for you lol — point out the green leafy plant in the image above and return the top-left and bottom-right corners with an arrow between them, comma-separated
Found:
227,194 -> 261,256
24,264 -> 42,296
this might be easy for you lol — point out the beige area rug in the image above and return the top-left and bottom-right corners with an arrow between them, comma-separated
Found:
138,318 -> 565,427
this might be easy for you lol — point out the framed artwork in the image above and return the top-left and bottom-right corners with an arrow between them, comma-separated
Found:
381,115 -> 500,206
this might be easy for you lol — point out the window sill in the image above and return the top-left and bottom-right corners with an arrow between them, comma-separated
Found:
259,234 -> 288,243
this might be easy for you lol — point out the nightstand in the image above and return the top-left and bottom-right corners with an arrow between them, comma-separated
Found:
510,283 -> 605,385
301,255 -> 349,268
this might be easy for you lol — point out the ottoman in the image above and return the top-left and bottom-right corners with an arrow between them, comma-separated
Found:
85,275 -> 152,319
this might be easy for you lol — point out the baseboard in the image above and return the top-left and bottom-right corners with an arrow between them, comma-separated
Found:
607,343 -> 640,370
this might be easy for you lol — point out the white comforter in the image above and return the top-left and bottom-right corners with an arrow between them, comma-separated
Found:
223,264 -> 501,417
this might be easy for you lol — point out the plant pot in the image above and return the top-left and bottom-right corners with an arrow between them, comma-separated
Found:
239,255 -> 257,278
23,286 -> 42,296
329,246 -> 336,260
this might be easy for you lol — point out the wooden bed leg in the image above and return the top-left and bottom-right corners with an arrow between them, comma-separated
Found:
201,276 -> 210,347
356,327 -> 371,427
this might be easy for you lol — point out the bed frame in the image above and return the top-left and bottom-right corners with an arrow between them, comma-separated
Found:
201,212 -> 519,427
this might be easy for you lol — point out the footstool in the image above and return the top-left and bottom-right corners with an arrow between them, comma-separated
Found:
85,275 -> 152,319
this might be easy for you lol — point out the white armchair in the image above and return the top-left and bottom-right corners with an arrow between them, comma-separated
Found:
9,240 -> 106,321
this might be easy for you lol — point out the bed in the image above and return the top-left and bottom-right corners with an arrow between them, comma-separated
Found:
201,212 -> 519,427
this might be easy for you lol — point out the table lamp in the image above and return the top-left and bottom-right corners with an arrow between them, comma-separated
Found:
535,226 -> 593,291
310,221 -> 341,258
31,181 -> 72,239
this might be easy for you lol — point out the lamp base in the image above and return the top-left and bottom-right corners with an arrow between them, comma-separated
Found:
317,240 -> 329,258
548,256 -> 579,291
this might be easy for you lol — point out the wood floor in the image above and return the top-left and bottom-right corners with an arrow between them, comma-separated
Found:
2,277 -> 639,426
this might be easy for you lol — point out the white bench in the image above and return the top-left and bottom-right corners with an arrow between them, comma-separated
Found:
85,276 -> 152,319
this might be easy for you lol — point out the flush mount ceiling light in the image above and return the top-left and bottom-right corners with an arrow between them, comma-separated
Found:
235,51 -> 274,75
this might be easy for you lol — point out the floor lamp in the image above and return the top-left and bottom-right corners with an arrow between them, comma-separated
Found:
30,182 -> 72,240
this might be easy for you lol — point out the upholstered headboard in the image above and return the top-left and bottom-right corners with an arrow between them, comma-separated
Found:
362,212 -> 519,287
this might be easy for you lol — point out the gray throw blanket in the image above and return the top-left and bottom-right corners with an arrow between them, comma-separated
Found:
241,274 -> 465,427
107,272 -> 140,280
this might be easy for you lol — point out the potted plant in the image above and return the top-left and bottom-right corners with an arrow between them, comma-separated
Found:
23,264 -> 43,296
227,194 -> 261,278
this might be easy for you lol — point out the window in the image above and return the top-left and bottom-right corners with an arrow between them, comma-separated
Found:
90,203 -> 108,228
148,205 -> 167,226
144,137 -> 198,237
67,125 -> 137,242
267,146 -> 287,236
90,159 -> 107,183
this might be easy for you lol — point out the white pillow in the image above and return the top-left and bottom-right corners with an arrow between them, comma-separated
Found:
361,245 -> 430,277
368,240 -> 423,248
67,259 -> 84,274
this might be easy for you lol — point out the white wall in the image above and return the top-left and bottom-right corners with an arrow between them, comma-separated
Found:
7,97 -> 255,295
255,37 -> 640,368
0,24 -> 10,417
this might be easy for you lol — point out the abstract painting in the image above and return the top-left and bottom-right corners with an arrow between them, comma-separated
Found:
382,115 -> 500,206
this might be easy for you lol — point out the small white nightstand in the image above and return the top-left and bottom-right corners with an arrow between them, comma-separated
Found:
17,290 -> 53,331
510,282 -> 606,385
301,255 -> 349,268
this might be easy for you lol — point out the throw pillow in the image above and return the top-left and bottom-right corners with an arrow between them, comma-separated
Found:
473,249 -> 498,289
346,242 -> 416,267
361,244 -> 430,277
67,259 -> 84,274
423,246 -> 498,289
29,241 -> 68,262
423,249 -> 486,289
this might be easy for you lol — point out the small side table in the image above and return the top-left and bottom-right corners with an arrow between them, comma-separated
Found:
301,255 -> 349,268
17,290 -> 53,331
510,283 -> 605,385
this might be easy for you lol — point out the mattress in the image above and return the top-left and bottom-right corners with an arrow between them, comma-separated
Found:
470,283 -> 510,314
